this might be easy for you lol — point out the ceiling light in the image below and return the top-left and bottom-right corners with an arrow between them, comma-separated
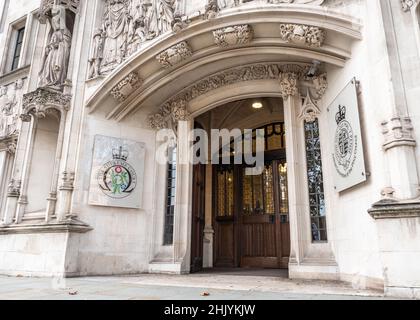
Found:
252,102 -> 263,109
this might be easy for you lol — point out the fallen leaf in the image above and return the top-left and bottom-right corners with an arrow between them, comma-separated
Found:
201,292 -> 210,297
68,290 -> 78,296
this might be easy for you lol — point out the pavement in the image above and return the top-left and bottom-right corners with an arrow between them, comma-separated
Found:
0,269 -> 392,300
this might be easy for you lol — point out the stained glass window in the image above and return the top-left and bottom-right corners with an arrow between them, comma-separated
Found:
216,166 -> 234,217
163,147 -> 177,245
304,119 -> 328,242
242,164 -> 275,215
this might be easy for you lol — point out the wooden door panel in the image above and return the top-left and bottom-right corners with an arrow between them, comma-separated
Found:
215,222 -> 235,267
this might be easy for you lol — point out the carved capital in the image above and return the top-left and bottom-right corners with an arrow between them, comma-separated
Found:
213,25 -> 253,47
279,72 -> 299,98
156,41 -> 193,68
110,72 -> 143,103
381,116 -> 416,151
148,99 -> 190,130
279,23 -> 325,48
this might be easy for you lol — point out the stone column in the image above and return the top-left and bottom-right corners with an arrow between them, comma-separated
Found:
203,163 -> 214,268
283,92 -> 307,265
2,119 -> 31,225
173,119 -> 194,273
378,0 -> 420,200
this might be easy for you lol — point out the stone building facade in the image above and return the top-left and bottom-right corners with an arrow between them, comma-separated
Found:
0,0 -> 420,298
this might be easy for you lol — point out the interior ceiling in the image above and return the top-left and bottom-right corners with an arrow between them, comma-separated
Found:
196,97 -> 284,130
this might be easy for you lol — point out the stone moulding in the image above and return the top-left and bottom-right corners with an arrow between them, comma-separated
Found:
369,200 -> 420,219
156,41 -> 193,68
110,72 -> 143,103
0,219 -> 93,235
213,25 -> 253,47
279,23 -> 325,47
148,63 -> 328,129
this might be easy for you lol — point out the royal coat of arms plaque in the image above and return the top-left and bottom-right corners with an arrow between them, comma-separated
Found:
327,79 -> 367,192
88,135 -> 146,209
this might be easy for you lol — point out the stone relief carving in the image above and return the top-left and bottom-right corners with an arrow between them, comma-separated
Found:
279,23 -> 325,47
38,5 -> 72,91
21,88 -> 72,120
89,0 -> 183,78
156,41 -> 193,68
59,171 -> 75,191
148,63 -> 327,129
7,179 -> 21,198
213,25 -> 253,47
381,116 -> 416,151
401,0 -> 417,11
90,0 -> 327,77
0,80 -> 24,140
39,0 -> 80,22
110,72 -> 143,102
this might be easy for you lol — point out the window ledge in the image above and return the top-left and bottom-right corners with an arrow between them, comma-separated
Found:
0,218 -> 93,235
0,64 -> 30,85
369,199 -> 420,220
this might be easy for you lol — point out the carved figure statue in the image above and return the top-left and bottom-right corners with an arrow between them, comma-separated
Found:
38,5 -> 72,89
89,28 -> 106,78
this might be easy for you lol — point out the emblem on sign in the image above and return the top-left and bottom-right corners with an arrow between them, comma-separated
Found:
97,146 -> 137,199
333,105 -> 357,177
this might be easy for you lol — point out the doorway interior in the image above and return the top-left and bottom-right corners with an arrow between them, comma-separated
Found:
191,98 -> 291,272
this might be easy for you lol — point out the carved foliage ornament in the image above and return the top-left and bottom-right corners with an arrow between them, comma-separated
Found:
213,25 -> 253,47
401,0 -> 417,11
148,63 -> 328,129
279,23 -> 325,47
381,116 -> 416,150
156,41 -> 193,68
22,88 -> 71,120
110,72 -> 143,102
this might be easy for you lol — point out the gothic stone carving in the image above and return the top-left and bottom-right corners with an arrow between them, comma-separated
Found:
38,5 -> 72,91
156,41 -> 193,68
0,80 -> 24,140
401,0 -> 417,11
299,91 -> 321,123
279,23 -> 325,47
90,0 -> 181,77
148,99 -> 190,130
22,88 -> 71,120
219,0 -> 325,9
148,63 -> 326,129
205,0 -> 220,19
39,0 -> 80,23
381,116 -> 416,151
213,25 -> 253,47
110,72 -> 143,102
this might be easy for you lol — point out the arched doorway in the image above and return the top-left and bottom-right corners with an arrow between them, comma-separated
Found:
191,98 -> 291,270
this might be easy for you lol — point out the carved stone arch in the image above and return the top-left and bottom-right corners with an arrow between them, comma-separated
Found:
85,6 -> 361,120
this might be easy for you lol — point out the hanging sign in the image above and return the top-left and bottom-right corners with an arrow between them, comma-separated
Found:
88,135 -> 145,209
327,78 -> 367,192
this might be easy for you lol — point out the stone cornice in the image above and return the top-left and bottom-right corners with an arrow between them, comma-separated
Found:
369,199 -> 420,219
0,219 -> 93,235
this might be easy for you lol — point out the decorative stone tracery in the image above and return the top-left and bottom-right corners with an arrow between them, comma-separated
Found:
21,88 -> 71,120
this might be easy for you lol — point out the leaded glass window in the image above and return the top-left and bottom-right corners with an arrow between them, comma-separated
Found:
242,164 -> 275,215
163,147 -> 176,245
304,119 -> 327,242
216,166 -> 234,217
